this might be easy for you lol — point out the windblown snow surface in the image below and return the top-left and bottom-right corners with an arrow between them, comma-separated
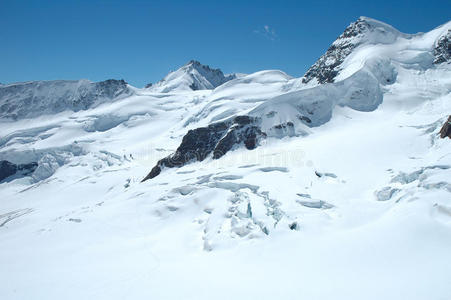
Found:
1,17 -> 451,300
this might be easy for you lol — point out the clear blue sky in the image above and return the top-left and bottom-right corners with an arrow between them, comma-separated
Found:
1,0 -> 450,87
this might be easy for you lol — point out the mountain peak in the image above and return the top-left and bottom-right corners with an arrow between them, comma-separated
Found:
356,16 -> 395,28
184,59 -> 203,67
344,16 -> 402,40
302,17 -> 403,85
148,60 -> 236,92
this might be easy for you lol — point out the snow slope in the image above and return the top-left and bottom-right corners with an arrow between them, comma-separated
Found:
0,79 -> 132,119
147,60 -> 236,92
0,17 -> 451,300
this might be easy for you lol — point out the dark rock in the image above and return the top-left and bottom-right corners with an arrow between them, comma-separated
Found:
315,171 -> 337,178
302,18 -> 373,84
142,116 -> 265,181
189,82 -> 198,91
289,222 -> 299,230
94,79 -> 128,99
214,123 -> 261,157
268,122 -> 296,138
434,30 -> 451,64
440,115 -> 451,138
297,115 -> 312,124
0,160 -> 38,182
0,161 -> 16,181
274,122 -> 294,130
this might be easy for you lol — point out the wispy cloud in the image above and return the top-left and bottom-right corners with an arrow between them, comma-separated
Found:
253,25 -> 278,41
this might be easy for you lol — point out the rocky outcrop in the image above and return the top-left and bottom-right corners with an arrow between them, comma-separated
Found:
0,79 -> 131,119
0,160 -> 38,182
302,19 -> 367,84
440,115 -> 451,138
434,30 -> 451,64
142,116 -> 265,181
302,17 -> 401,85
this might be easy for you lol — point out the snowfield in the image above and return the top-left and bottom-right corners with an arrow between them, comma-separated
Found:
1,17 -> 451,300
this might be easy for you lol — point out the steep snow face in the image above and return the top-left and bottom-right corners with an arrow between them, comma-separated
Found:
440,116 -> 451,138
148,60 -> 236,92
253,67 -> 384,136
302,17 -> 405,85
0,79 -> 132,119
182,70 -> 293,127
302,18 -> 451,87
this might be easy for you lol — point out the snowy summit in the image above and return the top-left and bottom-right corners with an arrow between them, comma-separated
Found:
146,60 -> 236,92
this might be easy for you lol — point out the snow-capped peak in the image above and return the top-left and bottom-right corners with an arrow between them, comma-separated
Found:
351,16 -> 404,41
147,60 -> 236,93
302,17 -> 405,85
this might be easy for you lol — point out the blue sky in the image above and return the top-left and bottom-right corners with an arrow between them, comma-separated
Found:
1,0 -> 450,87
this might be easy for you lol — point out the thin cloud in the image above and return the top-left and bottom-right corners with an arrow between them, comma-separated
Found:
253,25 -> 278,41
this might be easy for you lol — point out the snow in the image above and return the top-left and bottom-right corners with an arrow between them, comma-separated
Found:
335,18 -> 451,82
0,79 -> 132,119
1,17 -> 451,300
148,60 -> 236,92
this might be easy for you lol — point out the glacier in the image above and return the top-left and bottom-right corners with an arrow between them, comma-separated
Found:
0,16 -> 451,300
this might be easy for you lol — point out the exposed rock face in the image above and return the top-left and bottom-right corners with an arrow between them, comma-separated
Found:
0,160 -> 38,182
434,30 -> 451,64
0,79 -> 131,119
0,161 -> 17,181
142,116 -> 265,181
302,19 -> 367,84
440,115 -> 451,138
302,17 -> 401,85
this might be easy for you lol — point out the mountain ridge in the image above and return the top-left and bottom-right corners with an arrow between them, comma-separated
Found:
147,60 -> 237,93
0,79 -> 131,120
